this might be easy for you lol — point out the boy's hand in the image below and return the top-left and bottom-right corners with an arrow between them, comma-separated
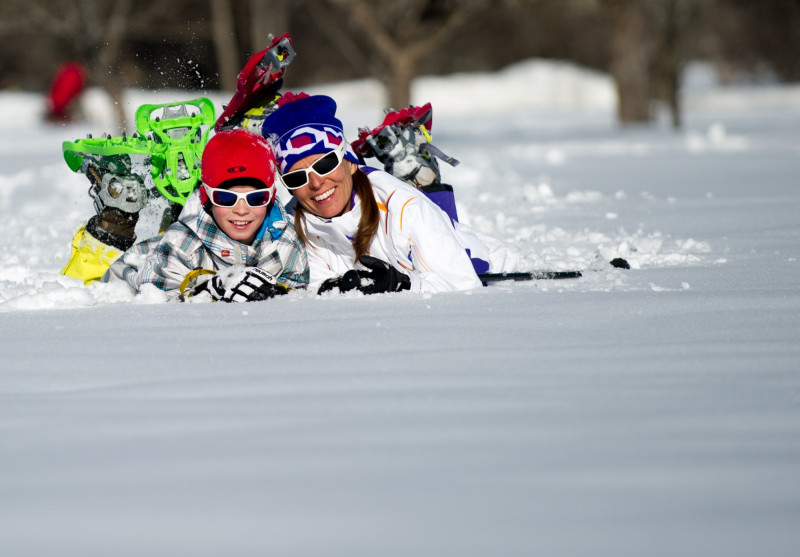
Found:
208,266 -> 288,302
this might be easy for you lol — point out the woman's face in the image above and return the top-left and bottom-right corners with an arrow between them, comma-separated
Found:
210,185 -> 268,245
287,152 -> 356,219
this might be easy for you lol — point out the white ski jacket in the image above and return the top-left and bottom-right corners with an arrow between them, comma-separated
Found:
294,168 -> 514,293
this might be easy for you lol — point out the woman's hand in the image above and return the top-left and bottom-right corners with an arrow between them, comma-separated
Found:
317,256 -> 410,295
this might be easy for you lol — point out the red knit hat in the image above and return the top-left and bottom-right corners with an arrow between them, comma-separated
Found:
200,129 -> 276,204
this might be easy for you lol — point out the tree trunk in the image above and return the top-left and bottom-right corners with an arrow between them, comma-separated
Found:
602,0 -> 654,124
653,0 -> 684,129
386,54 -> 415,109
210,0 -> 240,93
93,0 -> 132,132
342,0 -> 485,110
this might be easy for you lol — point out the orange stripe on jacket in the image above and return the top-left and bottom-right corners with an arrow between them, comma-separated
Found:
397,259 -> 413,272
382,190 -> 397,235
399,197 -> 415,232
410,241 -> 432,272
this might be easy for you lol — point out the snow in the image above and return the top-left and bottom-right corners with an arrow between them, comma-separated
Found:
2,60 -> 800,556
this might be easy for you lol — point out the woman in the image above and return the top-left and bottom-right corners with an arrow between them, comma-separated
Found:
261,94 -> 514,295
106,129 -> 308,302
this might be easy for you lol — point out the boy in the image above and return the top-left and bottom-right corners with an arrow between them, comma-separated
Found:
106,129 -> 308,302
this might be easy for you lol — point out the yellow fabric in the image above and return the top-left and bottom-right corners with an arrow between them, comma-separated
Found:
239,93 -> 281,133
60,225 -> 124,284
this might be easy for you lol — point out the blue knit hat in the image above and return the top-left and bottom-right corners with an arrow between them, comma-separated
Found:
261,94 -> 359,173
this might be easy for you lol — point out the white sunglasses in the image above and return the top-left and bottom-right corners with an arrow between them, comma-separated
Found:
280,142 -> 347,190
203,183 -> 274,207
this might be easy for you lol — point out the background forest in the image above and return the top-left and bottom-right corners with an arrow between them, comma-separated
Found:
1,0 -> 799,129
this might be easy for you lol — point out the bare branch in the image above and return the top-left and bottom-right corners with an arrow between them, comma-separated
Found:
395,0 -> 431,42
306,4 -> 380,78
12,0 -> 82,38
345,0 -> 400,62
407,1 -> 488,60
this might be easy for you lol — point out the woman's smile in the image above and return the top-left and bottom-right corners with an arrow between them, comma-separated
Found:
313,187 -> 336,202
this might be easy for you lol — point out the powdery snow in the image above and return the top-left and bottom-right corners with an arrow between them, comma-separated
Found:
1,60 -> 799,556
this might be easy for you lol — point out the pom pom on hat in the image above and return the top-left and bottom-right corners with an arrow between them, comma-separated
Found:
261,94 -> 359,173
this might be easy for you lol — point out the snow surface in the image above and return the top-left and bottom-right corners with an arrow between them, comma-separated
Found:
1,60 -> 799,556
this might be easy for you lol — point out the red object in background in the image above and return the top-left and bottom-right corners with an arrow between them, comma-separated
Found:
46,62 -> 87,121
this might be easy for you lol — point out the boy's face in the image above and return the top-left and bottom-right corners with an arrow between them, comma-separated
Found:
210,185 -> 268,245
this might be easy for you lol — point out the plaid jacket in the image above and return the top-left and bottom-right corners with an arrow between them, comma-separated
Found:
106,190 -> 308,299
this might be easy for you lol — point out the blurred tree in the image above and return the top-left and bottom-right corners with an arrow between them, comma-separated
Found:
85,0 -> 134,130
708,0 -> 800,83
1,0 -> 798,129
649,0 -> 705,129
210,0 -> 239,92
650,0 -> 683,127
318,0 -> 489,108
0,0 -> 136,129
0,0 -> 213,130
599,0 -> 705,128
599,0 -> 655,124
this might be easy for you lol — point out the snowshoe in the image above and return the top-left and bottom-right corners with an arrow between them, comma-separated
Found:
352,103 -> 460,188
134,97 -> 215,205
215,33 -> 296,132
63,97 -> 215,209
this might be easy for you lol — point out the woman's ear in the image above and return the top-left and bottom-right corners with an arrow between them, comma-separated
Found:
348,160 -> 357,175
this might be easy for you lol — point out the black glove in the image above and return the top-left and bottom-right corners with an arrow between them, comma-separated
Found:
317,269 -> 363,294
357,255 -> 411,294
206,266 -> 288,302
317,256 -> 411,295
